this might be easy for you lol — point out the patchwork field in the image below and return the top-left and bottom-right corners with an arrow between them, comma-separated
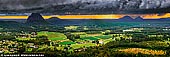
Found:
80,35 -> 112,41
36,32 -> 115,51
37,31 -> 67,41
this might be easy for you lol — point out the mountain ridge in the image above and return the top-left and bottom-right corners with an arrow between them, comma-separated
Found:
26,13 -> 49,25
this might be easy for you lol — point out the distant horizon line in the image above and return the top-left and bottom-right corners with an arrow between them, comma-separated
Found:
0,13 -> 170,19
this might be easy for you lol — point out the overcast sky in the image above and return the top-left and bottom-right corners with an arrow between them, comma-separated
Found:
0,0 -> 170,14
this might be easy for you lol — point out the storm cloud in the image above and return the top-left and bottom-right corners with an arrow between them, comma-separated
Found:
0,0 -> 170,14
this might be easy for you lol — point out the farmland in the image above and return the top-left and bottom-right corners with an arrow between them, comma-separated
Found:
37,31 -> 67,41
1,22 -> 170,57
31,31 -> 115,51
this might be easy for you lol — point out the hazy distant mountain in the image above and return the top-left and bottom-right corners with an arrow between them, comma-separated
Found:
142,17 -> 170,22
160,18 -> 170,21
118,16 -> 134,22
47,17 -> 101,25
47,17 -> 67,25
134,16 -> 144,22
26,13 -> 49,25
46,16 -> 170,25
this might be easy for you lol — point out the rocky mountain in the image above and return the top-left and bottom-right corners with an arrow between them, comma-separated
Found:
26,13 -> 49,25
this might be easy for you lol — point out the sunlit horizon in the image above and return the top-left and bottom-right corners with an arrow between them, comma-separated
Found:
0,13 -> 170,19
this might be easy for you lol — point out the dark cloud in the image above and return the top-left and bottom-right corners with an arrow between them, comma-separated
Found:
0,0 -> 65,10
0,0 -> 170,14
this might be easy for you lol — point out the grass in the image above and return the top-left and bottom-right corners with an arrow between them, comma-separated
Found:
49,38 -> 66,41
71,32 -> 87,35
71,43 -> 96,49
119,48 -> 166,55
87,34 -> 102,36
95,35 -> 112,39
80,35 -> 88,38
26,48 -> 33,52
37,31 -> 48,36
59,41 -> 76,45
81,37 -> 99,41
103,38 -> 114,44
37,31 -> 67,41
16,38 -> 36,41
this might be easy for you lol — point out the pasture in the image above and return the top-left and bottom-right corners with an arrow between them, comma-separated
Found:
37,31 -> 67,41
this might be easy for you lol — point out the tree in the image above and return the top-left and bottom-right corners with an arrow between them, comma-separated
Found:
18,46 -> 26,53
74,35 -> 80,39
0,35 -> 15,40
115,37 -> 121,41
112,35 -> 115,39
35,35 -> 49,45
65,32 -> 76,41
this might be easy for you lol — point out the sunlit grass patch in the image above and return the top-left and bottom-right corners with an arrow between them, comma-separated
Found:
59,41 -> 76,45
87,34 -> 102,36
16,38 -> 36,41
95,35 -> 112,39
37,31 -> 67,41
71,32 -> 87,35
119,48 -> 166,55
81,37 -> 99,41
71,43 -> 96,49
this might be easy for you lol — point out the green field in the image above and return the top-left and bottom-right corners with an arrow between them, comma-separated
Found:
81,37 -> 99,41
71,43 -> 96,49
38,31 -> 67,41
59,41 -> 76,45
95,35 -> 112,39
71,32 -> 87,35
16,38 -> 36,41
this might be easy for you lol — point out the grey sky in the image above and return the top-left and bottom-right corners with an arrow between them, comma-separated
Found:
0,0 -> 170,14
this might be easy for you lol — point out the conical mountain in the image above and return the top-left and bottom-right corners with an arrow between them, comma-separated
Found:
134,16 -> 144,22
47,17 -> 69,24
47,17 -> 62,21
118,16 -> 134,22
26,13 -> 48,24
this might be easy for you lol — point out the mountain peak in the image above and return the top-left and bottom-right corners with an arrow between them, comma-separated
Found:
49,17 -> 61,20
120,16 -> 133,19
118,16 -> 133,21
135,16 -> 143,20
26,13 -> 48,24
134,16 -> 144,21
135,16 -> 143,19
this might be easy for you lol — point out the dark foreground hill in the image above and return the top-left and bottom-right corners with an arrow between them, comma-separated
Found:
26,13 -> 49,25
